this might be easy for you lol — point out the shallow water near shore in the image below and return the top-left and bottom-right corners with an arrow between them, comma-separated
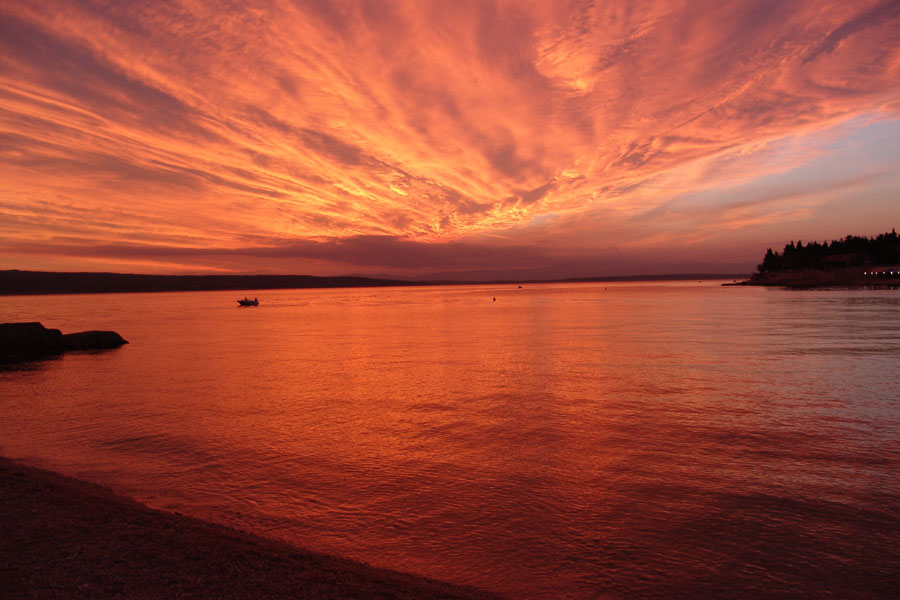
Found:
2,282 -> 899,599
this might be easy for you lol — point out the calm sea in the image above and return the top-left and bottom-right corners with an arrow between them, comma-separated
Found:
2,282 -> 899,599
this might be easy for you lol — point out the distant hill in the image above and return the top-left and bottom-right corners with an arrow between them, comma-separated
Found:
0,269 -> 753,296
0,271 -> 429,296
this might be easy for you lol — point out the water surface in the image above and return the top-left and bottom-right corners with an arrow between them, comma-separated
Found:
2,282 -> 898,599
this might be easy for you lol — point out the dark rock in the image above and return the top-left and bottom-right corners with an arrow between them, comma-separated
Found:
0,322 -> 127,363
0,322 -> 65,362
61,330 -> 129,351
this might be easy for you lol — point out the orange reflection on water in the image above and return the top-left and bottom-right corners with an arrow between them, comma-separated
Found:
2,283 -> 900,598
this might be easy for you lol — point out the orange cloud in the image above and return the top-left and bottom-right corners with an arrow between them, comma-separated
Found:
1,1 -> 899,276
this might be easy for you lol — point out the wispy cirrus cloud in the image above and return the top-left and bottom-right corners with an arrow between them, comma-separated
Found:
1,0 -> 899,276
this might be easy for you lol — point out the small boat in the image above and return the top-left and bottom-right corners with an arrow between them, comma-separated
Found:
237,297 -> 259,306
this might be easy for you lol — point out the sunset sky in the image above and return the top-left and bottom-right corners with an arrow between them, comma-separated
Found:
2,0 -> 899,279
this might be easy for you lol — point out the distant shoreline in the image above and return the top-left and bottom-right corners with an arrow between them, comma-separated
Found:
727,267 -> 900,288
0,456 -> 504,599
0,270 -> 749,296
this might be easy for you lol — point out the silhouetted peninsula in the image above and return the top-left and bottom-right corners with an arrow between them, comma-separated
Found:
746,230 -> 900,287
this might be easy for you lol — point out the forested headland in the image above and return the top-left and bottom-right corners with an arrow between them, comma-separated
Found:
749,230 -> 900,286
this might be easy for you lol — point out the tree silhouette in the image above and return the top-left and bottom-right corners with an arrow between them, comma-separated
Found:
756,230 -> 899,273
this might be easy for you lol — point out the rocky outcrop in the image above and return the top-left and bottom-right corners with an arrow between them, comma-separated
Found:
0,322 -> 65,361
0,322 -> 127,363
61,330 -> 129,351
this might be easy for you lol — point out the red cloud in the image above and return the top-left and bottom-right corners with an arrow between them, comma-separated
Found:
1,1 -> 898,276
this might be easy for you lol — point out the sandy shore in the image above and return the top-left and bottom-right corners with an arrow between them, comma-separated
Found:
0,457 -> 505,599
